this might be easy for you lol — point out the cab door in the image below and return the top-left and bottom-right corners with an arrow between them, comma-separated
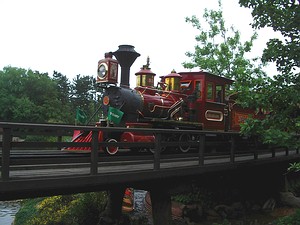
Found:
203,82 -> 226,130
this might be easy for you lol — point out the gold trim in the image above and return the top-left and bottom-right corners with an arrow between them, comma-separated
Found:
205,110 -> 223,122
97,62 -> 108,80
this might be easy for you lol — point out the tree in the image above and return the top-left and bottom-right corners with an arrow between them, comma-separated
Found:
239,0 -> 300,74
0,66 -> 102,125
0,66 -> 68,123
0,67 -> 26,121
23,69 -> 63,122
238,0 -> 300,148
52,71 -> 71,106
71,74 -> 97,123
183,0 -> 269,109
52,71 -> 73,123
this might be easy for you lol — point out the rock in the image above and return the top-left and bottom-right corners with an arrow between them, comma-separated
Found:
214,204 -> 234,218
251,204 -> 261,212
214,203 -> 246,219
231,202 -> 245,217
206,209 -> 219,218
280,192 -> 300,208
182,204 -> 204,223
262,198 -> 276,212
98,217 -> 115,225
172,201 -> 184,218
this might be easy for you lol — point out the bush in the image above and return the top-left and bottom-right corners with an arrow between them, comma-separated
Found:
273,209 -> 300,225
14,192 -> 107,225
14,198 -> 44,225
171,186 -> 214,207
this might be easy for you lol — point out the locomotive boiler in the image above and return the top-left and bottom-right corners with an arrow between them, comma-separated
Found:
68,45 -> 261,154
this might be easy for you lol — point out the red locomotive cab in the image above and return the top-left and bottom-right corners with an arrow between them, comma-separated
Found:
96,52 -> 119,84
179,71 -> 233,130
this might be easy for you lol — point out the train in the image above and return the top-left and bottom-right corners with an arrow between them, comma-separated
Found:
67,45 -> 264,154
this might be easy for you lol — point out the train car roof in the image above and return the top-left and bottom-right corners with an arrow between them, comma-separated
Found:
178,71 -> 234,85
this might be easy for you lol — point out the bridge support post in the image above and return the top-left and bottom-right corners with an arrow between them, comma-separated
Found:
99,186 -> 126,225
2,127 -> 12,181
150,187 -> 172,225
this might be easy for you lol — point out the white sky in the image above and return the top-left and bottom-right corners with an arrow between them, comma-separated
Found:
0,0 -> 279,87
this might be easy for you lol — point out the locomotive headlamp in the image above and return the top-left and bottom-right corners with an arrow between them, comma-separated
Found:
97,63 -> 108,79
96,52 -> 119,84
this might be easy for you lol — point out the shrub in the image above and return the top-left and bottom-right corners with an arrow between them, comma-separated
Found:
273,209 -> 300,225
14,198 -> 44,225
14,192 -> 107,225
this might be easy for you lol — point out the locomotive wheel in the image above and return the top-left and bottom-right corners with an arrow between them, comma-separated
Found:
105,139 -> 119,155
179,133 -> 191,153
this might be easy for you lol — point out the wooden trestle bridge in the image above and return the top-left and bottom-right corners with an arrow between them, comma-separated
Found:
0,122 -> 299,224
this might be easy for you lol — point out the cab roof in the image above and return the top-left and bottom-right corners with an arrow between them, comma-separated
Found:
179,71 -> 234,85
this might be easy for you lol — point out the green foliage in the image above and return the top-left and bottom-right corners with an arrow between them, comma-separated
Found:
239,0 -> 300,74
51,71 -> 73,123
263,129 -> 293,146
70,74 -> 100,124
238,0 -> 300,149
14,198 -> 44,225
0,67 -> 63,123
187,0 -> 300,151
0,66 -> 99,125
183,0 -> 269,111
240,118 -> 265,136
185,0 -> 300,151
273,209 -> 300,225
171,194 -> 192,205
184,0 -> 263,79
15,193 -> 107,225
241,117 -> 299,149
172,186 -> 214,207
24,135 -> 68,142
288,163 -> 300,173
53,71 -> 71,106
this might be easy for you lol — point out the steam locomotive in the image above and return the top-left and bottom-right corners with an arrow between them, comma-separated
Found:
68,45 -> 262,154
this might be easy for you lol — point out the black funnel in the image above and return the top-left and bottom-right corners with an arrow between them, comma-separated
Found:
113,45 -> 140,87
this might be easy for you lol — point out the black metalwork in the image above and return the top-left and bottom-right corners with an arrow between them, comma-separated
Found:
113,45 -> 140,87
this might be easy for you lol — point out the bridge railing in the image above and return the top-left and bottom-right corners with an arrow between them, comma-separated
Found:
0,122 -> 298,182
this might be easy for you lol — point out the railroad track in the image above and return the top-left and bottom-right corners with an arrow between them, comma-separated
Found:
1,148 -> 293,170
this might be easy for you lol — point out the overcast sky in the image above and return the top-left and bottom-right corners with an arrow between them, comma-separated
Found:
0,0 -> 279,87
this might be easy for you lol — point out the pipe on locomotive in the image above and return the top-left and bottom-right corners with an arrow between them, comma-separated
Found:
113,45 -> 140,88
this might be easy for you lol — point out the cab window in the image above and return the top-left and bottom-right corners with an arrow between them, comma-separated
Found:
215,85 -> 224,103
195,80 -> 202,99
206,82 -> 213,100
180,81 -> 191,90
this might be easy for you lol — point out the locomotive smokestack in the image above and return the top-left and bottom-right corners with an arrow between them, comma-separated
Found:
113,45 -> 140,88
